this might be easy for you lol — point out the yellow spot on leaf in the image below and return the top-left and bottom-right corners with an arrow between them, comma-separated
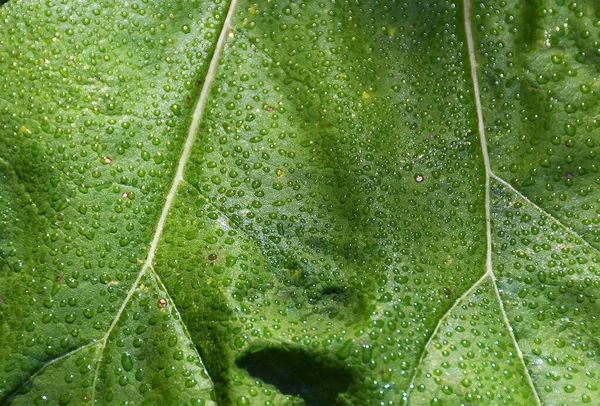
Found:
19,125 -> 31,136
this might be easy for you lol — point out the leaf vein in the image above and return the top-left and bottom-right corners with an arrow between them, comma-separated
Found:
88,0 -> 240,401
4,341 -> 99,404
463,0 -> 542,404
491,172 -> 600,256
404,272 -> 489,403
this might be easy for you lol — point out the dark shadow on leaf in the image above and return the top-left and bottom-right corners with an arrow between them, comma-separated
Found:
521,0 -> 540,46
237,347 -> 356,406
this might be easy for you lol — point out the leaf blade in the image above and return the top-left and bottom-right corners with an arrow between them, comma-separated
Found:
1,0 -> 598,405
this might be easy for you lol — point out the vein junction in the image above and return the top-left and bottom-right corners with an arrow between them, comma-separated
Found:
453,1 -> 542,403
88,0 -> 240,401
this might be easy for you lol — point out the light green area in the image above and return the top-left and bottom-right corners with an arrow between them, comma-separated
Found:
410,279 -> 535,405
0,0 -> 598,405
476,0 -> 600,246
491,179 -> 600,405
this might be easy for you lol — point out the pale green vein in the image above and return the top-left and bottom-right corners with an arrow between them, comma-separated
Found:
5,341 -> 99,404
463,0 -> 541,404
146,262 -> 213,385
491,172 -> 600,257
88,0 -> 240,402
406,1 -> 544,403
404,272 -> 489,403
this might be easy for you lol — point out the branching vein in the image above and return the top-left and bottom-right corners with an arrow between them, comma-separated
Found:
491,173 -> 600,256
406,2 -> 548,403
463,0 -> 541,404
5,342 -> 99,403
404,272 -> 489,402
88,0 -> 240,401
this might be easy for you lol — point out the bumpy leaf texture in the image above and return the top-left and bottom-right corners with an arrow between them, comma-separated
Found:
0,0 -> 599,405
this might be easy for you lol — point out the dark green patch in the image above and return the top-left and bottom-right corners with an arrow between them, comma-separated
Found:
237,346 -> 357,406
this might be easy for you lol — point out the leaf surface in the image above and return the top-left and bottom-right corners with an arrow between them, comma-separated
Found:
0,0 -> 598,405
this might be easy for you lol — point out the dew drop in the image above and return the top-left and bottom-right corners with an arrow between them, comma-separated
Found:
121,353 -> 134,372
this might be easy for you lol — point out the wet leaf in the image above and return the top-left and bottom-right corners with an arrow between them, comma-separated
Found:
1,0 -> 599,405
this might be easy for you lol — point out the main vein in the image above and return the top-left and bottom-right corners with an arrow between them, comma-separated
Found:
89,0 -> 240,401
463,0 -> 541,404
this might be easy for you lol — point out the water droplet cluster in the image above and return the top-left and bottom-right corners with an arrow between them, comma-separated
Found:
410,280 -> 537,405
155,0 -> 487,403
0,0 -> 224,403
0,0 -> 598,404
475,0 -> 600,247
94,272 -> 213,404
492,181 -> 600,405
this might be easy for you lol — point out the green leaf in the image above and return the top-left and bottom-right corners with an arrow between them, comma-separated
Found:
1,0 -> 598,405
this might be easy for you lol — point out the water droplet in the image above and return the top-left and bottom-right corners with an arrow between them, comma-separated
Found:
121,353 -> 134,372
